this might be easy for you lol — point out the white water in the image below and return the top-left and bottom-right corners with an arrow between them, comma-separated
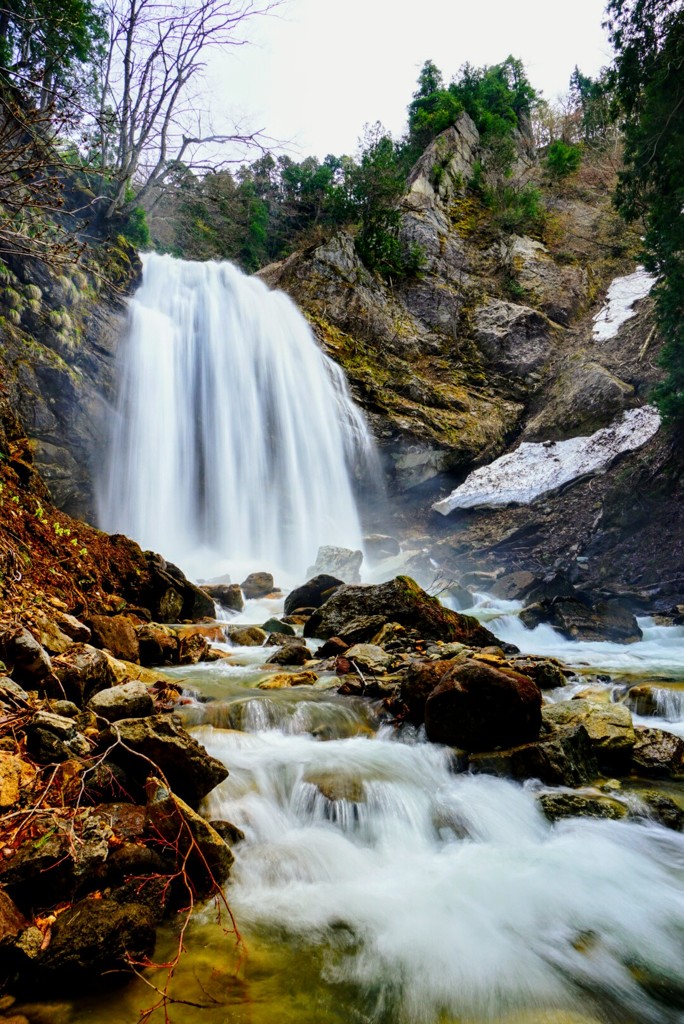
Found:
198,716 -> 684,1023
98,252 -> 378,582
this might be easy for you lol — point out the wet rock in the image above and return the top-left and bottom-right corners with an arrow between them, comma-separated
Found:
240,572 -> 274,599
284,575 -> 344,615
304,575 -> 500,648
26,711 -> 90,762
144,552 -> 215,622
177,631 -> 209,665
344,643 -> 393,675
363,534 -> 400,560
335,615 -> 389,645
257,670 -> 317,689
317,636 -> 349,658
522,595 -> 642,644
264,631 -> 303,647
303,771 -> 365,803
87,614 -> 140,664
0,754 -> 36,811
507,656 -> 569,690
542,700 -> 635,767
621,684 -> 677,717
631,727 -> 684,777
469,723 -> 598,786
209,820 -> 246,845
424,660 -> 542,751
201,583 -> 244,613
307,545 -> 363,584
88,681 -> 154,723
537,790 -> 627,823
136,623 -> 179,666
398,659 -> 464,722
0,626 -> 52,687
224,625 -> 267,647
266,642 -> 311,666
146,777 -> 233,895
489,570 -> 539,601
52,644 -> 116,705
106,716 -> 228,807
36,893 -> 156,985
632,791 -> 684,830
262,618 -> 295,636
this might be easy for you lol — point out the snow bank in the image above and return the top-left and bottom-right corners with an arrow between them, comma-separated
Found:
592,267 -> 656,341
432,406 -> 661,514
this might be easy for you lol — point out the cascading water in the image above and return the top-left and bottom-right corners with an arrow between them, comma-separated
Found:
98,252 -> 379,581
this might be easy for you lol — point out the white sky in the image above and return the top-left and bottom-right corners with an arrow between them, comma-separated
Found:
206,0 -> 613,161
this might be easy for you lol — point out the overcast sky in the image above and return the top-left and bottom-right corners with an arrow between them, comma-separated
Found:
206,0 -> 613,161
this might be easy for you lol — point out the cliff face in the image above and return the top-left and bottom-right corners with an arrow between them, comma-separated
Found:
260,114 -> 680,599
0,240 -> 141,521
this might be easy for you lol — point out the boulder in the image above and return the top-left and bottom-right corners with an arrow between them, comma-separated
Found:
633,791 -> 684,831
522,596 -> 642,644
144,552 -> 215,622
107,716 -> 228,807
146,777 -> 233,895
631,727 -> 684,777
136,623 -> 179,666
0,753 -> 36,811
317,637 -> 349,658
262,618 -> 295,636
363,534 -> 400,560
36,894 -> 156,985
88,681 -> 154,723
542,700 -> 635,767
87,615 -> 140,664
257,671 -> 317,690
265,642 -> 311,666
284,575 -> 344,615
469,723 -> 598,786
507,655 -> 569,690
26,712 -> 90,762
264,631 -> 302,647
224,625 -> 267,647
240,572 -> 274,599
537,790 -> 627,823
306,546 -> 363,584
344,643 -> 393,675
177,631 -> 209,665
0,626 -> 52,687
424,660 -> 542,751
54,612 -> 91,643
304,575 -> 500,648
201,583 -> 244,613
52,644 -> 116,705
472,297 -> 551,377
398,659 -> 463,722
489,571 -> 539,602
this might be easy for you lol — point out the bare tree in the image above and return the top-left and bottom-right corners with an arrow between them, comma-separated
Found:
94,0 -> 279,220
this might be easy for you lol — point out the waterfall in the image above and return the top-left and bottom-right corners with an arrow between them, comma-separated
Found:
97,252 -> 379,582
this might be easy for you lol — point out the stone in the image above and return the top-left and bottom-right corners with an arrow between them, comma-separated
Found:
631,727 -> 684,777
265,631 -> 304,647
489,571 -> 539,602
424,660 -> 542,751
0,754 -> 36,811
26,612 -> 74,655
262,618 -> 295,636
146,777 -> 233,894
257,671 -> 317,689
144,552 -> 215,622
265,642 -> 311,666
240,572 -> 274,599
284,575 -> 344,615
344,643 -> 393,675
398,659 -> 464,722
54,612 -> 91,643
363,534 -> 401,560
26,711 -> 90,762
304,771 -> 365,803
0,679 -> 29,706
632,791 -> 684,831
304,575 -> 500,648
542,700 -> 635,766
52,644 -> 116,705
317,637 -> 349,658
107,715 -> 228,807
0,626 -> 52,686
177,631 -> 209,665
507,656 -> 569,690
36,894 -> 156,983
469,724 -> 598,787
306,546 -> 363,584
537,791 -> 627,823
472,298 -> 551,377
209,820 -> 246,845
201,583 -> 244,613
136,623 -> 179,666
88,681 -> 154,723
522,596 -> 642,644
87,614 -> 140,663
622,684 -> 673,717
224,625 -> 267,647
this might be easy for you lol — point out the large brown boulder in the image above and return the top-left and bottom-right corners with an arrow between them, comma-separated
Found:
304,576 -> 501,647
240,572 -> 274,599
87,614 -> 140,664
398,659 -> 464,722
424,660 -> 542,750
106,716 -> 228,807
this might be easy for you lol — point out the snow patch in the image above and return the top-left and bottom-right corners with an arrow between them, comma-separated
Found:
592,267 -> 656,341
432,406 -> 661,514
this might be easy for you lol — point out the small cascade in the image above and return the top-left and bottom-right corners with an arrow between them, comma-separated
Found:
98,252 -> 379,581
